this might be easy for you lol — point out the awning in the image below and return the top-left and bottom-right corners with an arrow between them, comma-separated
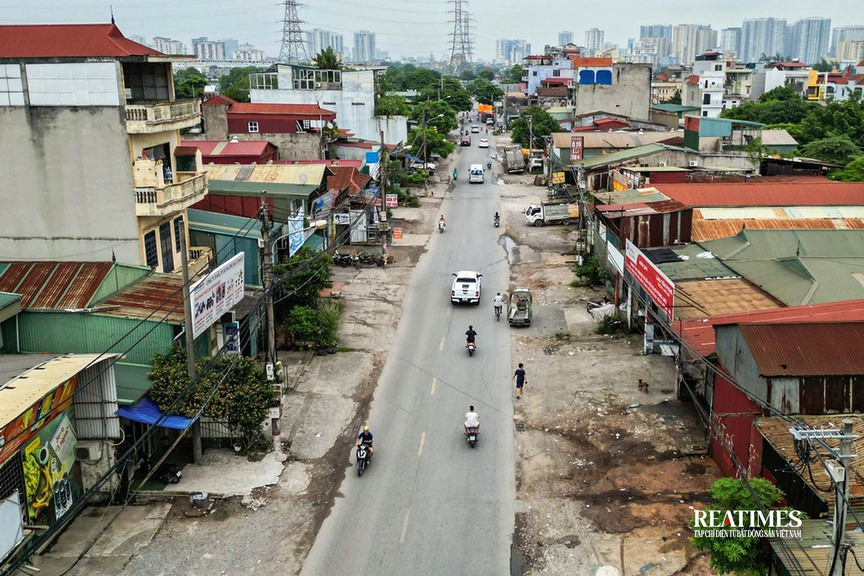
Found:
302,234 -> 325,252
115,397 -> 197,430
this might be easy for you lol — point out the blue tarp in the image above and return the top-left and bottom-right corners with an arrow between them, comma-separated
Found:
115,397 -> 197,430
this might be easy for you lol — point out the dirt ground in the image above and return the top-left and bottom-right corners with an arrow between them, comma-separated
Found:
498,169 -> 720,576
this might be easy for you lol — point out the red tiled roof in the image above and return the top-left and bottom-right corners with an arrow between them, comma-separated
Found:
228,102 -> 336,118
740,323 -> 864,377
174,146 -> 199,157
0,262 -> 113,309
570,57 -> 613,68
654,182 -> 864,208
686,74 -> 700,85
327,166 -> 370,196
673,300 -> 864,358
0,23 -> 161,58
768,61 -> 808,68
203,95 -> 237,106
540,78 -> 571,85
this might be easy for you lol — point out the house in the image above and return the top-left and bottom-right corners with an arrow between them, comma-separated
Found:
749,60 -> 811,100
0,23 -> 209,274
191,94 -> 336,160
181,139 -> 278,165
248,64 -> 407,145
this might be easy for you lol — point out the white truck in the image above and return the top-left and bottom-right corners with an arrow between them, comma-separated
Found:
524,202 -> 579,227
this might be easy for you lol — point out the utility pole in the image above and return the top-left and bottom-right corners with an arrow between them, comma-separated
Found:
260,191 -> 277,370
528,115 -> 534,152
179,223 -> 202,464
380,130 -> 387,197
421,108 -> 428,167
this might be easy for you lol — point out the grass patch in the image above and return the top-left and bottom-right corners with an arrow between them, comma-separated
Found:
595,316 -> 627,335
336,346 -> 356,353
553,331 -> 570,341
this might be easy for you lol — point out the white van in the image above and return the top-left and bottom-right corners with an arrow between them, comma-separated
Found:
469,164 -> 484,183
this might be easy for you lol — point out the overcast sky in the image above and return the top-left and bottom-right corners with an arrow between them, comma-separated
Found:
4,0 -> 860,61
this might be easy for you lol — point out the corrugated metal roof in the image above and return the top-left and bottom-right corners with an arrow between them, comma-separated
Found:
0,24 -> 161,58
0,262 -> 112,309
206,164 -> 328,186
228,102 -> 336,118
651,104 -> 701,113
675,299 -> 864,358
673,278 -> 782,319
570,144 -> 668,169
98,274 -> 186,324
187,208 -> 263,240
741,323 -> 864,376
552,132 -> 676,150
183,140 -> 273,157
655,182 -> 864,208
693,217 -> 864,241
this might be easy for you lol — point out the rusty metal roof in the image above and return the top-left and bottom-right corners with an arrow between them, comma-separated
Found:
673,278 -> 782,320
98,274 -> 186,324
740,322 -> 864,377
656,181 -> 864,208
692,216 -> 864,241
0,262 -> 112,309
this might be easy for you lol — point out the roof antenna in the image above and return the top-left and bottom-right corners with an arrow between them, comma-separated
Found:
110,5 -> 115,24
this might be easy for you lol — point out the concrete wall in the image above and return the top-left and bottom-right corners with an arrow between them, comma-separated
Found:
0,106 -> 140,264
202,102 -> 230,139
232,132 -> 322,160
251,68 -> 408,144
572,64 -> 652,121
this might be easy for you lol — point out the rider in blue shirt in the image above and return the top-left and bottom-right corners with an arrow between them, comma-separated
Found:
356,425 -> 374,459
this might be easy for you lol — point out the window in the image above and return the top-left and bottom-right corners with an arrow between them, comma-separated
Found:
159,222 -> 174,272
702,110 -> 708,117
714,65 -> 722,71
703,93 -> 711,105
579,70 -> 595,84
596,70 -> 612,85
144,231 -> 158,268
248,121 -> 259,133
173,216 -> 185,252
552,69 -> 561,77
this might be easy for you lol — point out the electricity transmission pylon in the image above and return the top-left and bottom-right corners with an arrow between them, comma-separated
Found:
279,0 -> 308,63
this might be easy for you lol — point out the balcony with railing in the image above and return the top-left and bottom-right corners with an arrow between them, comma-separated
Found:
172,246 -> 213,278
133,159 -> 207,217
125,99 -> 201,134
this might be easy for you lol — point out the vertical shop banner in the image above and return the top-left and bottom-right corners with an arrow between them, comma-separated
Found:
570,136 -> 584,161
190,253 -> 245,338
624,239 -> 675,319
22,412 -> 81,525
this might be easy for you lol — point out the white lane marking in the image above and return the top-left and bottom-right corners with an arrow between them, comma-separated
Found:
400,508 -> 411,544
418,432 -> 426,457
431,378 -> 437,395
439,336 -> 445,351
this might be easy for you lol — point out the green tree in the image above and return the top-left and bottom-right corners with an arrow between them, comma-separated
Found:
174,68 -> 208,100
469,78 -> 504,105
811,58 -> 839,72
758,86 -> 801,102
272,247 -> 332,322
283,305 -> 318,345
459,69 -> 476,81
505,64 -> 525,83
721,87 -> 813,126
799,93 -> 864,146
410,100 -> 458,134
417,76 -> 472,110
829,157 -> 864,181
476,67 -> 496,81
691,477 -> 790,576
382,64 -> 441,92
148,346 -> 273,448
799,135 -> 863,165
218,66 -> 265,103
667,88 -> 682,105
375,94 -> 411,117
407,126 -> 455,159
313,46 -> 342,70
510,106 -> 563,148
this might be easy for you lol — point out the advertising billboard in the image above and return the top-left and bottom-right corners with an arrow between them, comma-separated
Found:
191,253 -> 245,338
22,412 -> 81,525
385,194 -> 398,208
570,136 -> 584,161
287,207 -> 305,257
624,239 -> 674,319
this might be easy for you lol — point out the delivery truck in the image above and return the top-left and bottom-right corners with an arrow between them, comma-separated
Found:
524,202 -> 579,227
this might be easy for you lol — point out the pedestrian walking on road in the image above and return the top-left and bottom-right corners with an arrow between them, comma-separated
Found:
513,363 -> 527,399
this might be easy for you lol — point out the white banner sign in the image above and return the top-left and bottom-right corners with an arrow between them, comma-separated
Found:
191,253 -> 245,338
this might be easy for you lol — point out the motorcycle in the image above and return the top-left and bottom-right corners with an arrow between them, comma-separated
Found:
494,216 -> 500,228
586,297 -> 611,313
356,442 -> 371,477
495,305 -> 502,322
465,426 -> 479,448
333,251 -> 354,267
157,463 -> 182,484
487,161 -> 492,170
358,253 -> 377,265
453,170 -> 458,181
466,341 -> 476,356
439,221 -> 446,233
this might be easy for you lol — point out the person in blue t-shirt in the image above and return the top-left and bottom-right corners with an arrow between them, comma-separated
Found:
356,425 -> 374,460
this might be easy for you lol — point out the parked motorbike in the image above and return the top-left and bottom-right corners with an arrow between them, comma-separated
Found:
358,253 -> 377,265
586,296 -> 611,313
466,341 -> 476,356
356,443 -> 371,477
465,426 -> 479,448
333,251 -> 354,267
157,464 -> 182,484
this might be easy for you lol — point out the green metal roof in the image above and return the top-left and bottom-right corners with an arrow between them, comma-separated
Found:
0,292 -> 22,324
302,233 -> 325,252
207,179 -> 317,197
187,209 -> 263,240
698,230 -> 864,306
571,144 -> 667,170
655,244 -> 737,281
651,104 -> 700,113
114,362 -> 153,405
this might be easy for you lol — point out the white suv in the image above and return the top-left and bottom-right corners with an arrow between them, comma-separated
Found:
451,271 -> 482,304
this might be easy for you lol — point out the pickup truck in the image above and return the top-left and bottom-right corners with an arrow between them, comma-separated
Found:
451,271 -> 482,305
524,202 -> 579,227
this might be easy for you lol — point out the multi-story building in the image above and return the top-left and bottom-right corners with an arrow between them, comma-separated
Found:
584,28 -> 604,54
671,25 -> 715,66
152,36 -> 187,55
192,37 -> 225,61
786,17 -> 831,65
741,18 -> 787,63
249,65 -> 407,145
837,40 -> 864,62
353,31 -> 376,64
234,43 -> 265,62
558,31 -> 573,47
749,60 -> 811,100
0,23 -> 209,273
221,39 -> 238,60
495,39 -> 531,64
832,26 -> 864,57
306,29 -> 345,59
684,52 -> 725,117
640,25 -> 672,44
720,28 -> 742,58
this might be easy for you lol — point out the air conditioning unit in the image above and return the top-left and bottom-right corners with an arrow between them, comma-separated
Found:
689,160 -> 699,167
75,441 -> 101,462
658,161 -> 668,167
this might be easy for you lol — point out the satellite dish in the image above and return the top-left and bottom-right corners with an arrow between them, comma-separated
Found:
299,173 -> 308,184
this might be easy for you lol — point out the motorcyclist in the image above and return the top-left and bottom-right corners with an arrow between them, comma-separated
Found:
493,292 -> 504,316
494,211 -> 500,226
356,425 -> 374,460
487,159 -> 492,169
439,215 -> 446,231
465,325 -> 477,345
464,405 -> 480,435
453,169 -> 458,180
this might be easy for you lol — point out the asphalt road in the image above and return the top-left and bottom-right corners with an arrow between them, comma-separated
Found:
300,130 -> 515,576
